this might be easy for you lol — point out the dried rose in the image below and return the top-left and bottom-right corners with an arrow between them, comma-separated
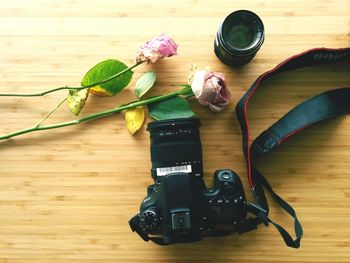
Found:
136,33 -> 178,63
190,69 -> 230,112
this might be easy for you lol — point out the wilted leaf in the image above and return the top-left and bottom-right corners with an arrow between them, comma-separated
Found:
148,96 -> 195,120
124,106 -> 145,134
88,85 -> 113,96
67,88 -> 89,116
134,71 -> 157,98
81,59 -> 133,96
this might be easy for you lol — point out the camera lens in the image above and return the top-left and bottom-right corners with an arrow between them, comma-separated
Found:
214,10 -> 265,66
147,118 -> 203,182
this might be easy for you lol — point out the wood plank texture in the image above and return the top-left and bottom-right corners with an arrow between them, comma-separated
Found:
0,0 -> 349,262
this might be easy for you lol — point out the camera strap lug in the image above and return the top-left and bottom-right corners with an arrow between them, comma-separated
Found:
236,202 -> 269,234
247,203 -> 269,226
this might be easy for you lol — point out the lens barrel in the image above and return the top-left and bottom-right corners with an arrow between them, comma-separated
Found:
147,118 -> 203,182
214,10 -> 265,66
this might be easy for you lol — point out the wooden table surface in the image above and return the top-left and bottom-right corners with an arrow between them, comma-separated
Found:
0,0 -> 349,262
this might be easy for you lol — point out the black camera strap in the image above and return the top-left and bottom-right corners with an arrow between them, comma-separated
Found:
251,87 -> 350,158
235,47 -> 350,248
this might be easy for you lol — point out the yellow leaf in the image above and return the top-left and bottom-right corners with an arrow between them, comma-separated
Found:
124,107 -> 145,135
67,88 -> 89,116
89,85 -> 113,96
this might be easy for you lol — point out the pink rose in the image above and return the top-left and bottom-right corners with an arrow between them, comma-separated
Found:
190,70 -> 230,112
136,33 -> 178,63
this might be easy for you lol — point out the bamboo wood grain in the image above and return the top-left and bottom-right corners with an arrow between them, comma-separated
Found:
0,0 -> 349,262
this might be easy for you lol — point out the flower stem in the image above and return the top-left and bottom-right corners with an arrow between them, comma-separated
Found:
0,86 -> 192,140
34,97 -> 68,128
0,62 -> 142,97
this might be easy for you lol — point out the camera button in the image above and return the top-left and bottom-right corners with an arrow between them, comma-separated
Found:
223,173 -> 231,180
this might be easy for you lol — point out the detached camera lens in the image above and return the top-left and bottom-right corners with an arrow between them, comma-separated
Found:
214,10 -> 265,66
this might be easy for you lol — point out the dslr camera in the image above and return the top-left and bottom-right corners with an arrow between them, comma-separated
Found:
129,118 -> 263,245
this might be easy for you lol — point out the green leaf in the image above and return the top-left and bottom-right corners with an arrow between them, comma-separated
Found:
67,88 -> 89,116
81,59 -> 133,96
134,71 -> 157,98
148,96 -> 196,120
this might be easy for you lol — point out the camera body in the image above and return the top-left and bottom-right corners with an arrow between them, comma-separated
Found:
129,118 -> 252,245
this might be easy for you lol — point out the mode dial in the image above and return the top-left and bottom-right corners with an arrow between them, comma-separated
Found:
139,209 -> 159,232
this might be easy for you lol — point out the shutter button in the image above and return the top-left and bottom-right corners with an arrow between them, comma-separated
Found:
222,173 -> 231,179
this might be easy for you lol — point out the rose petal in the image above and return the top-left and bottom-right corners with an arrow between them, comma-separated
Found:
190,68 -> 230,113
208,103 -> 224,112
136,33 -> 178,63
190,70 -> 207,98
197,98 -> 209,106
